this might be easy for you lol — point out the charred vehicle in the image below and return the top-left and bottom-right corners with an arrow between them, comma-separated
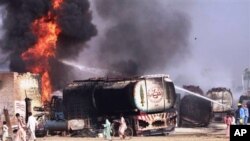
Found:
179,85 -> 212,127
206,87 -> 233,122
44,74 -> 177,136
206,87 -> 233,113
239,68 -> 250,123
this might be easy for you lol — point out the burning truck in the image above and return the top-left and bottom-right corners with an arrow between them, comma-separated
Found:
206,87 -> 233,122
43,74 -> 177,136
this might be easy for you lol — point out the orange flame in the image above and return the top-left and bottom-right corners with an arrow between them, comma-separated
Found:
53,0 -> 63,9
41,71 -> 52,102
21,0 -> 63,103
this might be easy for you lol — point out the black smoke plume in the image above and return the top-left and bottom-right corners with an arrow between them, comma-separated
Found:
95,0 -> 191,76
0,0 -> 97,89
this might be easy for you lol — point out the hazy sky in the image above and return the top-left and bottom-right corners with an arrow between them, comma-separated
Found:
0,0 -> 250,91
167,0 -> 250,90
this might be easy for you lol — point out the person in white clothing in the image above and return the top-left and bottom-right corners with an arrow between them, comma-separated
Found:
2,121 -> 9,141
231,112 -> 236,125
27,112 -> 38,141
15,113 -> 27,141
118,114 -> 127,139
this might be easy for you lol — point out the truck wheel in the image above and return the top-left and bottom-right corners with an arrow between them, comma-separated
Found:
124,127 -> 133,139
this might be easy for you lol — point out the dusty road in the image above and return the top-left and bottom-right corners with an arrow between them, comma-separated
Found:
36,123 -> 228,141
36,134 -> 228,141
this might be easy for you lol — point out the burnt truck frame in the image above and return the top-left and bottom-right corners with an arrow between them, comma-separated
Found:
45,74 -> 177,136
206,87 -> 233,122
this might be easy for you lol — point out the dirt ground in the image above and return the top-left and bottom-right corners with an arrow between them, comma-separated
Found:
35,123 -> 229,141
36,134 -> 228,141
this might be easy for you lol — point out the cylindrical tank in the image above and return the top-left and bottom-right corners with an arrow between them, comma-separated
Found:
179,85 -> 211,127
206,87 -> 233,112
239,95 -> 250,105
63,75 -> 176,119
45,120 -> 68,131
180,95 -> 212,127
183,85 -> 204,95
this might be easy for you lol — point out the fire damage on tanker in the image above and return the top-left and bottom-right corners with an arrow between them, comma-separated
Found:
178,85 -> 235,127
35,75 -> 178,137
179,85 -> 212,127
206,87 -> 233,122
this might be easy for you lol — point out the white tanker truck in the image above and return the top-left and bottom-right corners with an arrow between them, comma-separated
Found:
37,74 -> 177,137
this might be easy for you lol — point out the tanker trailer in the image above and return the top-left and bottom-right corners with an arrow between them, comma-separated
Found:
63,74 -> 176,116
206,87 -> 233,122
62,74 -> 177,136
179,85 -> 212,127
206,87 -> 233,113
238,68 -> 250,123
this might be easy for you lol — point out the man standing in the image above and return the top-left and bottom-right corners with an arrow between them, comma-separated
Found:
243,103 -> 249,125
239,104 -> 246,125
27,112 -> 38,141
15,113 -> 26,141
119,114 -> 127,139
235,103 -> 241,125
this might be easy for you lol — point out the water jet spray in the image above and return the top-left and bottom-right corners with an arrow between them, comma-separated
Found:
175,85 -> 232,109
60,59 -> 121,76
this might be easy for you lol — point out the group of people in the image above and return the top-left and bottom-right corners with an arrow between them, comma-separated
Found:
1,112 -> 38,141
103,114 -> 127,141
235,103 -> 249,125
224,103 -> 249,137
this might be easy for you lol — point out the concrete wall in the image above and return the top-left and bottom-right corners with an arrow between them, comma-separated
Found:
0,72 -> 15,117
0,72 -> 42,127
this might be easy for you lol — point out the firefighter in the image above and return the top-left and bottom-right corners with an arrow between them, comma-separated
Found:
239,103 -> 246,125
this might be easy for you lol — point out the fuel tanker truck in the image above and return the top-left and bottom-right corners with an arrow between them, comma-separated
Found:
179,85 -> 212,127
206,87 -> 233,122
42,74 -> 177,136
